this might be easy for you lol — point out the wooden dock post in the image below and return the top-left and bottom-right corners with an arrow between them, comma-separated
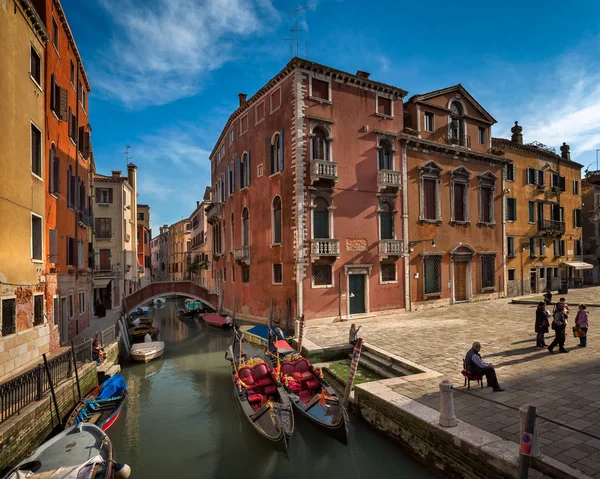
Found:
296,314 -> 305,353
342,337 -> 363,407
43,354 -> 62,427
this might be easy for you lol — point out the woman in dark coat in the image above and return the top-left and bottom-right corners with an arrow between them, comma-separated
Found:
535,301 -> 550,348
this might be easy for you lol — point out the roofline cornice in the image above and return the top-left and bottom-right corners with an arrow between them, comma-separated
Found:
492,138 -> 584,169
18,0 -> 50,43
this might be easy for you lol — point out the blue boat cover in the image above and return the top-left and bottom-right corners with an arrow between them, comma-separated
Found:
97,374 -> 127,400
246,325 -> 269,340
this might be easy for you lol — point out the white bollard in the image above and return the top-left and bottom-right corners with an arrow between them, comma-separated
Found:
520,406 -> 540,457
294,320 -> 300,339
439,380 -> 458,427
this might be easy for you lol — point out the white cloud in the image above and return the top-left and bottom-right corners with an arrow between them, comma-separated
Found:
94,0 -> 279,107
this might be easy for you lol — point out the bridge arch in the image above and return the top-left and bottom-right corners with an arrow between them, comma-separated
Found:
124,281 -> 218,313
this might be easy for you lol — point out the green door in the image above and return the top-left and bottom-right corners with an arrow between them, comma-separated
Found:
349,274 -> 366,315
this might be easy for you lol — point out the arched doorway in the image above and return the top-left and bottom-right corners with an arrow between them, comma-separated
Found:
451,245 -> 474,302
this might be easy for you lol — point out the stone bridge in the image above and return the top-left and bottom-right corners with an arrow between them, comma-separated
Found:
124,281 -> 218,313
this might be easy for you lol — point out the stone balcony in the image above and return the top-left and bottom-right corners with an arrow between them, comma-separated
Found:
310,239 -> 340,259
233,245 -> 250,265
377,169 -> 402,191
379,239 -> 404,258
206,202 -> 222,225
310,160 -> 338,185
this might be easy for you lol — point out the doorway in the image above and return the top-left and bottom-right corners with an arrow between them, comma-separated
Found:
349,274 -> 366,315
454,262 -> 468,301
60,297 -> 69,346
530,268 -> 537,293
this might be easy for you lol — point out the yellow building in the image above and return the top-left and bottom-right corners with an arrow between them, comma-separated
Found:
494,122 -> 585,296
0,0 -> 51,378
169,219 -> 191,281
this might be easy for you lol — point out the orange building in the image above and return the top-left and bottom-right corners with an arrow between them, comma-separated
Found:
32,0 -> 93,345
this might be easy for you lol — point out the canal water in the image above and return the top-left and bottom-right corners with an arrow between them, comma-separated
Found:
109,299 -> 437,478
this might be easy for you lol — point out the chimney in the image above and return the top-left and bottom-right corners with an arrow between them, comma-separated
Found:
356,70 -> 371,79
560,142 -> 571,161
511,121 -> 523,144
127,162 -> 137,191
196,200 -> 200,207
111,170 -> 122,177
238,93 -> 247,106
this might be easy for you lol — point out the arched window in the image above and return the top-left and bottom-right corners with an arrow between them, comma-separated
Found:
449,101 -> 464,144
450,101 -> 463,116
312,127 -> 329,161
378,140 -> 393,170
271,132 -> 283,174
313,197 -> 330,239
379,202 -> 394,240
272,196 -> 282,244
242,208 -> 249,247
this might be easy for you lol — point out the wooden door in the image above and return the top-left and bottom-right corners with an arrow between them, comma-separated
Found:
349,274 -> 366,315
454,262 -> 467,301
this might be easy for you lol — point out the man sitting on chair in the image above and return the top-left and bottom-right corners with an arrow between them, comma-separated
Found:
464,342 -> 504,392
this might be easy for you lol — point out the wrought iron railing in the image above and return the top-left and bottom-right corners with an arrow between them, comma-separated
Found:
377,169 -> 401,188
310,160 -> 338,183
539,220 -> 565,235
96,325 -> 116,346
96,230 -> 112,239
0,340 -> 92,423
379,239 -> 403,256
311,239 -> 340,256
77,210 -> 90,226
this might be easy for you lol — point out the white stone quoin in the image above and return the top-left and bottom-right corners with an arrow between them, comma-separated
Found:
439,380 -> 458,427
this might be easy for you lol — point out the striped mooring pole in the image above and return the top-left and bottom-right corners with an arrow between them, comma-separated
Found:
296,314 -> 305,353
342,337 -> 363,407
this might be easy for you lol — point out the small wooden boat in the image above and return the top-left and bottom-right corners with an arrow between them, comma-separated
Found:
129,317 -> 153,327
130,306 -> 150,318
272,351 -> 348,444
4,423 -> 130,479
128,325 -> 159,343
65,374 -> 127,431
204,313 -> 233,329
130,341 -> 165,362
226,331 -> 294,453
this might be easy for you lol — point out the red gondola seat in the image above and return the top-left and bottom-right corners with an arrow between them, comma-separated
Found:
281,362 -> 295,376
294,358 -> 310,373
264,385 -> 277,395
247,394 -> 263,405
305,379 -> 320,390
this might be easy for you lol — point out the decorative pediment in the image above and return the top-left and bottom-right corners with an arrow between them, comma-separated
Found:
419,160 -> 443,177
478,170 -> 497,186
450,166 -> 471,182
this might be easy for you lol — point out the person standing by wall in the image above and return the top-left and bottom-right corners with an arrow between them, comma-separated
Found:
535,302 -> 550,349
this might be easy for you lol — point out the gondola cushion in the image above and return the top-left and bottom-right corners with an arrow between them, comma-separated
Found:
264,385 -> 277,395
294,358 -> 310,373
256,377 -> 272,388
292,372 -> 303,381
247,394 -> 263,404
289,382 -> 302,393
241,375 -> 255,386
281,362 -> 295,376
306,379 -> 320,390
238,366 -> 253,379
253,363 -> 269,380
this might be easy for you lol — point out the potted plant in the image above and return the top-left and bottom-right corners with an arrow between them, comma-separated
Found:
490,146 -> 505,156
403,127 -> 420,136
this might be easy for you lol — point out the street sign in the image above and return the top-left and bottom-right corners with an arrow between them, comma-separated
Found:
520,432 -> 532,455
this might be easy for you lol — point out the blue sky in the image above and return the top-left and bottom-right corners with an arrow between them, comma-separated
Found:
63,0 -> 600,233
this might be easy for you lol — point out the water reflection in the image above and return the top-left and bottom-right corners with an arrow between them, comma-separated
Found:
109,299 -> 437,478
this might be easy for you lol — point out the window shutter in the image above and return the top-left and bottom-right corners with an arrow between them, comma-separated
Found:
266,137 -> 273,175
246,150 -> 251,187
512,199 -> 517,221
560,176 -> 566,191
59,87 -> 68,121
226,164 -> 230,196
50,74 -> 56,112
511,164 -> 516,181
108,188 -> 113,203
526,168 -> 532,184
236,157 -> 241,189
279,129 -> 284,171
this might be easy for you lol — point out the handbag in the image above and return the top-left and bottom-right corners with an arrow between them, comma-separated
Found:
573,326 -> 586,338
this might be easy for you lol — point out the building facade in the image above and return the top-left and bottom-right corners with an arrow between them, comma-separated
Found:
151,226 -> 170,282
168,219 -> 191,281
207,58 -> 408,322
582,173 -> 600,284
0,0 -> 52,377
189,198 -> 211,290
401,85 -> 508,309
92,166 -> 139,310
136,205 -> 151,287
494,124 -> 585,295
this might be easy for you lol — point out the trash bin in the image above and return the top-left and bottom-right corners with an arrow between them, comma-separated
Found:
558,281 -> 569,295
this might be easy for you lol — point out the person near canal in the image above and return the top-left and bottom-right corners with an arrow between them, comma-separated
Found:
575,304 -> 589,348
464,342 -> 504,392
535,302 -> 550,349
92,339 -> 105,364
548,302 -> 569,354
349,324 -> 361,345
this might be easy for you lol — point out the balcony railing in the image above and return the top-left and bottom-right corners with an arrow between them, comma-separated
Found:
233,245 -> 250,264
447,135 -> 471,148
96,231 -> 112,239
206,202 -> 222,224
311,239 -> 340,257
377,169 -> 402,189
310,160 -> 338,184
379,239 -> 404,257
539,220 -> 565,235
77,210 -> 90,227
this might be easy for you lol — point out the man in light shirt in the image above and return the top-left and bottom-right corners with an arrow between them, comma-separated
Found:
464,342 -> 504,392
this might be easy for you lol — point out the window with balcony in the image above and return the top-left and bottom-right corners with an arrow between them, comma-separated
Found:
312,127 -> 330,162
419,161 -> 442,223
479,172 -> 496,225
507,236 -> 515,257
31,123 -> 42,177
481,254 -> 495,289
424,255 -> 442,295
242,208 -> 249,247
378,140 -> 393,171
379,201 -> 394,240
424,112 -> 434,132
95,218 -> 112,239
450,166 -> 470,224
313,197 -> 330,239
312,264 -> 332,286
31,214 -> 42,261
30,46 -> 41,86
272,196 -> 282,244
270,131 -> 284,174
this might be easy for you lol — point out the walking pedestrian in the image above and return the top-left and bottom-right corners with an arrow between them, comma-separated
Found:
535,302 -> 550,348
575,304 -> 589,348
548,303 -> 569,354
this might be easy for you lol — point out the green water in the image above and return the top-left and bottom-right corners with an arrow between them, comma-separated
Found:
108,299 -> 437,478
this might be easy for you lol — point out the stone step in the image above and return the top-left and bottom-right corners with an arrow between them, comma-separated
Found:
358,350 -> 413,377
97,362 -> 111,373
349,353 -> 395,379
106,364 -> 121,376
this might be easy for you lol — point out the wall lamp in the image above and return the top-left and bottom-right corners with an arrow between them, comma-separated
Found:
407,239 -> 436,254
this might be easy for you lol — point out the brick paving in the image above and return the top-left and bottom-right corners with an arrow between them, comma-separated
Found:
306,287 -> 600,478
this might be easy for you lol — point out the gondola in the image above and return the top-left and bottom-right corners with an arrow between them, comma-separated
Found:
65,374 -> 127,431
204,313 -> 233,329
225,329 -> 294,453
4,423 -> 131,479
267,333 -> 348,444
176,299 -> 203,318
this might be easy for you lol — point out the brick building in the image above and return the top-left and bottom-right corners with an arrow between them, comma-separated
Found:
494,124 -> 585,295
207,58 -> 408,322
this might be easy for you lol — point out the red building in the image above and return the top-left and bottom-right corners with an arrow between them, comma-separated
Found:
207,58 -> 407,322
33,0 -> 93,345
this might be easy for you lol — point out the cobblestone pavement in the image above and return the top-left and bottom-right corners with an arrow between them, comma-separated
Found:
306,287 -> 600,478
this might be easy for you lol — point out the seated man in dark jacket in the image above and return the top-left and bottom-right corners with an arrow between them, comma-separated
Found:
465,342 -> 504,392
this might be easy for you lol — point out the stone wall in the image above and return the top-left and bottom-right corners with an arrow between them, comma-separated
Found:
0,361 -> 98,472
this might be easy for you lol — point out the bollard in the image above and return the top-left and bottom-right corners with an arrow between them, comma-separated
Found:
294,319 -> 300,339
439,380 -> 458,427
519,406 -> 540,457
342,337 -> 363,407
517,405 -> 537,479
296,314 -> 305,353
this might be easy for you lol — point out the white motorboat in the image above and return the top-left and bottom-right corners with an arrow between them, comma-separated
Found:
130,341 -> 165,363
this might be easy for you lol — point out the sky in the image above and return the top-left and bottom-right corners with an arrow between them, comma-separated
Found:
62,0 -> 600,233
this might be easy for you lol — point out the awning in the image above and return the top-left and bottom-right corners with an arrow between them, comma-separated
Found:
560,261 -> 594,270
93,278 -> 113,289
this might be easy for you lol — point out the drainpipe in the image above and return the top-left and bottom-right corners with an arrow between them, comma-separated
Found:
401,140 -> 411,311
502,167 -> 507,297
74,60 -> 81,334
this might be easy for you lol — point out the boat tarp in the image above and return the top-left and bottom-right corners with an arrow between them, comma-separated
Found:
97,374 -> 127,400
8,454 -> 104,479
246,324 -> 269,340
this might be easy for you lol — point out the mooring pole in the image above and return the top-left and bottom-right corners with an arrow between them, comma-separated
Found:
43,353 -> 62,427
342,337 -> 363,407
70,341 -> 82,401
520,405 -> 540,457
232,293 -> 237,321
517,405 -> 537,479
438,380 -> 457,427
296,314 -> 305,353
338,271 -> 342,320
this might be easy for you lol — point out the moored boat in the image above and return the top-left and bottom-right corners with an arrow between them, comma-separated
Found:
3,423 -> 130,479
226,331 -> 294,453
130,341 -> 165,362
204,313 -> 233,329
128,325 -> 159,343
65,374 -> 127,431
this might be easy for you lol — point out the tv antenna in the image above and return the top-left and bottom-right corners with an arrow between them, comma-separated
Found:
288,6 -> 308,58
124,145 -> 133,167
283,34 -> 294,59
